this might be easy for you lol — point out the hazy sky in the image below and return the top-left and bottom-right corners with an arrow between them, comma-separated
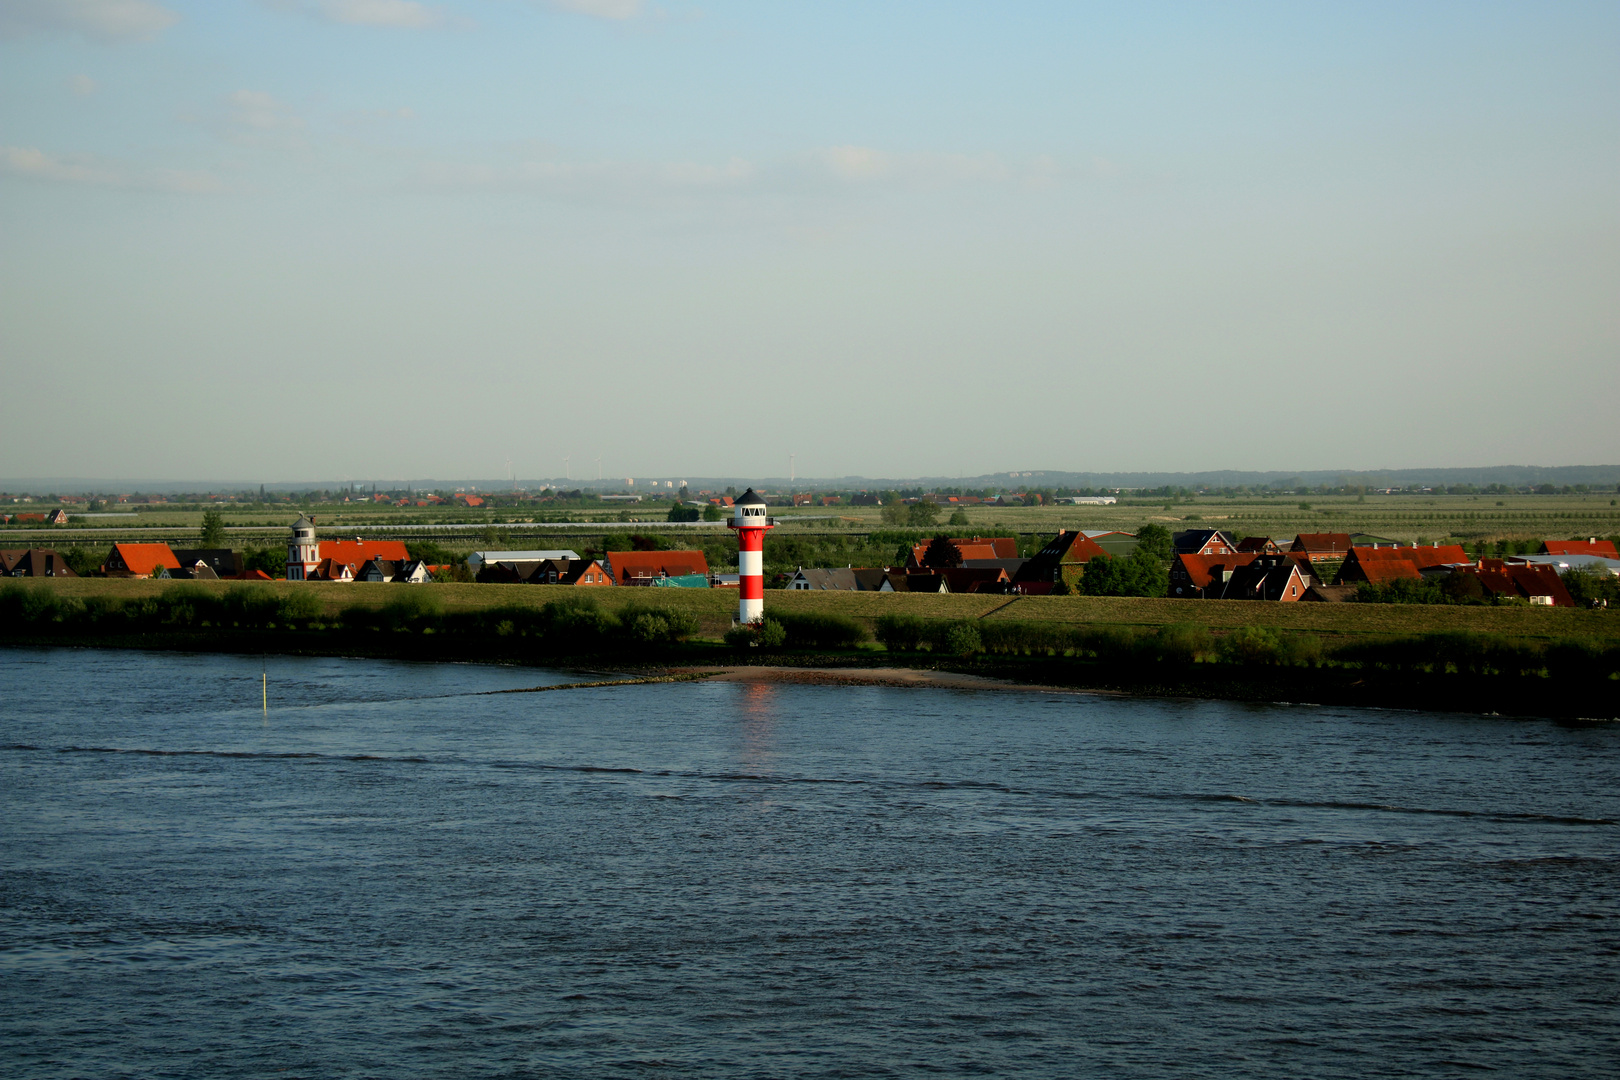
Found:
2,1 -> 1616,484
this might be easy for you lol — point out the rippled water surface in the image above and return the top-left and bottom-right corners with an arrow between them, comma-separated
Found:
2,647 -> 1617,1078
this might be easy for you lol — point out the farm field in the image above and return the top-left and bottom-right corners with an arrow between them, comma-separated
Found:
24,577 -> 1620,644
7,493 -> 1618,551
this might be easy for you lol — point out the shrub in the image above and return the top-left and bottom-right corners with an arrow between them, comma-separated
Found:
1150,623 -> 1212,664
222,584 -> 281,628
874,613 -> 927,652
157,584 -> 222,628
1217,626 -> 1283,665
277,590 -> 323,626
725,618 -> 786,649
616,605 -> 697,645
944,623 -> 982,656
770,611 -> 868,650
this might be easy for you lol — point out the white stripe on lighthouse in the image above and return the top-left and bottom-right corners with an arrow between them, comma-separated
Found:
738,550 -> 763,577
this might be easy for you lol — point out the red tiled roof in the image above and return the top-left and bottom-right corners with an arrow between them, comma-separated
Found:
321,539 -> 410,566
108,543 -> 180,576
1542,539 -> 1619,558
1336,545 -> 1469,584
607,550 -> 710,584
1290,533 -> 1354,555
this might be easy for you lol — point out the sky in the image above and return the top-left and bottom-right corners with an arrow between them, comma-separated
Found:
1,0 -> 1616,485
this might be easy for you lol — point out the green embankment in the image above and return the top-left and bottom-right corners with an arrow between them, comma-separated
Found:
22,576 -> 1620,643
4,579 -> 1617,718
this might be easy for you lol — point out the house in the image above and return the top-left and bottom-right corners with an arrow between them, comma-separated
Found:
168,560 -> 220,580
1503,553 -> 1620,577
787,568 -> 865,591
1542,538 -> 1620,558
466,550 -> 581,573
1,549 -> 77,577
820,495 -> 842,506
1289,533 -> 1355,563
1173,529 -> 1240,556
47,509 -> 69,525
476,559 -> 542,584
899,573 -> 949,593
1459,560 -> 1575,607
1168,552 -> 1265,598
12,513 -> 46,524
941,566 -> 1013,594
1334,545 -> 1471,586
103,543 -> 181,578
172,548 -> 245,579
1235,536 -> 1281,554
287,516 -> 412,582
309,558 -> 356,582
850,493 -> 883,506
533,558 -> 613,585
793,493 -> 814,507
606,550 -> 710,586
1208,554 -> 1310,601
1020,530 -> 1112,589
906,536 -> 1019,570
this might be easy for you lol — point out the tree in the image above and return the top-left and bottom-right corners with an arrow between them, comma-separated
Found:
948,510 -> 970,526
880,502 -> 909,527
1135,523 -> 1172,561
701,503 -> 724,522
921,535 -> 962,569
667,504 -> 699,522
199,509 -> 226,548
1077,551 -> 1168,597
907,501 -> 940,527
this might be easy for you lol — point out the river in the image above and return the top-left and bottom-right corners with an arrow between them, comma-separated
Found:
2,648 -> 1615,1078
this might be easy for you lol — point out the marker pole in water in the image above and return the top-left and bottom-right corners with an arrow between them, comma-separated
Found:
262,670 -> 267,715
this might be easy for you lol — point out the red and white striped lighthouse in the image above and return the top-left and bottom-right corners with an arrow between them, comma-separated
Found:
727,488 -> 775,623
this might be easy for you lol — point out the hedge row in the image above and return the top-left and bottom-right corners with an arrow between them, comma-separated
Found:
0,584 -> 697,650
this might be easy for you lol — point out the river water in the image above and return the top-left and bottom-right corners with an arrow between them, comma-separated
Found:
1,648 -> 1616,1078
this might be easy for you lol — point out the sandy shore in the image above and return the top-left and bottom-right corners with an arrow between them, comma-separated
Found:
666,665 -> 1084,692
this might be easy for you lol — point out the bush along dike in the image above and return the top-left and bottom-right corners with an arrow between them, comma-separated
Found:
2,583 -> 1617,718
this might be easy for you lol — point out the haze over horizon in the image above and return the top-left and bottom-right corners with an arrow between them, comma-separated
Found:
3,1 -> 1616,483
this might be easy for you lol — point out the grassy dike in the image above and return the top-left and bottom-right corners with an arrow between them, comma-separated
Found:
4,578 -> 1618,718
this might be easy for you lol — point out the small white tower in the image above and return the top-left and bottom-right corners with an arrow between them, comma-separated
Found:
287,514 -> 319,581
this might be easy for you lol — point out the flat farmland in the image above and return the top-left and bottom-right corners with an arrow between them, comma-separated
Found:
9,493 -> 1617,552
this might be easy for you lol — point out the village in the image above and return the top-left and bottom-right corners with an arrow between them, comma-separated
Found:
3,509 -> 1614,609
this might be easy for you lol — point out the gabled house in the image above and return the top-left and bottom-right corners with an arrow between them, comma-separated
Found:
1210,555 -> 1309,601
1173,529 -> 1239,556
1334,545 -> 1470,586
941,566 -> 1013,594
309,558 -> 357,582
1019,529 -> 1112,590
906,536 -> 1019,570
787,567 -> 865,591
47,509 -> 69,525
172,549 -> 245,579
533,557 -> 612,585
168,561 -> 220,580
1462,560 -> 1575,607
1,549 -> 77,577
1290,533 -> 1354,563
606,550 -> 710,586
1542,538 -> 1619,558
1235,536 -> 1281,554
1168,552 -> 1265,598
103,543 -> 181,578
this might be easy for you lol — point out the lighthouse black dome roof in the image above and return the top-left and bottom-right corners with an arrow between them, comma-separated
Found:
736,488 -> 767,506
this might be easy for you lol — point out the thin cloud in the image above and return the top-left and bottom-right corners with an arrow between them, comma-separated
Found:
0,145 -> 222,193
542,0 -> 640,21
69,74 -> 100,96
0,0 -> 179,41
313,0 -> 444,28
227,89 -> 304,130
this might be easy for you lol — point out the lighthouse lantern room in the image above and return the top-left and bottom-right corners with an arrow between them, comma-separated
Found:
727,489 -> 775,624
